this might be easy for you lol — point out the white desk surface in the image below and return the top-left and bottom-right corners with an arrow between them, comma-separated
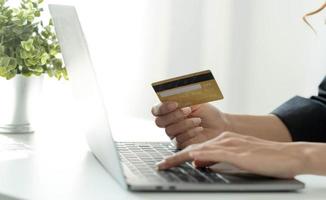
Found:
0,118 -> 326,200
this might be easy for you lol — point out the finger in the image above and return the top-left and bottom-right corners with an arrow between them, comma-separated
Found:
165,118 -> 202,138
156,149 -> 193,170
151,102 -> 178,116
178,133 -> 207,149
155,107 -> 192,127
175,126 -> 204,144
192,160 -> 216,168
189,150 -> 238,166
190,104 -> 201,112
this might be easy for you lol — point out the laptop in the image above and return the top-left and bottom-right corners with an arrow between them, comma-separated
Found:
49,4 -> 305,191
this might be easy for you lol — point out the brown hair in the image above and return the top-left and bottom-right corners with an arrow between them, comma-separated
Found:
303,2 -> 326,34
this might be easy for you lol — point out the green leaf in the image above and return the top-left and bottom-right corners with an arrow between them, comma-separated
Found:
34,10 -> 40,17
40,52 -> 49,64
0,45 -> 5,56
53,58 -> 62,68
49,48 -> 57,56
20,49 -> 30,59
62,67 -> 69,80
27,58 -> 37,66
33,66 -> 43,73
0,67 -> 6,76
54,69 -> 62,80
5,70 -> 16,80
21,68 -> 32,76
32,2 -> 38,8
46,68 -> 54,77
0,15 -> 7,20
0,56 -> 10,67
21,38 -> 34,51
8,57 -> 17,68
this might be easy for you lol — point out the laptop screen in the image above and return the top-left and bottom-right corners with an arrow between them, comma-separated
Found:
49,4 -> 127,188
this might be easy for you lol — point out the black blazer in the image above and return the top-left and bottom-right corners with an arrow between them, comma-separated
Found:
272,76 -> 326,142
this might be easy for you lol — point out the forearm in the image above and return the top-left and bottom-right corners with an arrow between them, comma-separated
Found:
226,114 -> 292,142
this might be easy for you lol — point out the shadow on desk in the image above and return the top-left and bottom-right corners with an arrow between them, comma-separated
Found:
0,193 -> 22,200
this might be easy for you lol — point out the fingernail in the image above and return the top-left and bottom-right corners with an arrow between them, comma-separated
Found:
192,160 -> 201,169
191,160 -> 197,168
152,109 -> 158,116
152,106 -> 159,115
167,102 -> 178,111
193,118 -> 201,125
155,160 -> 166,170
182,107 -> 192,116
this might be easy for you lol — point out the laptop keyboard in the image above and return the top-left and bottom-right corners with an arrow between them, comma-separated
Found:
116,142 -> 229,184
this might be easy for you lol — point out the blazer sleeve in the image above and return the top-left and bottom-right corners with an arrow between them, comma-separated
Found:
271,76 -> 326,142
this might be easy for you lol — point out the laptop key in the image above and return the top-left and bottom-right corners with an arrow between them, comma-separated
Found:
157,171 -> 180,183
201,172 -> 228,183
177,164 -> 211,183
169,168 -> 197,183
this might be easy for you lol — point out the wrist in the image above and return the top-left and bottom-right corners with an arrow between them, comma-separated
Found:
298,143 -> 326,176
223,113 -> 235,132
221,113 -> 292,142
287,143 -> 311,176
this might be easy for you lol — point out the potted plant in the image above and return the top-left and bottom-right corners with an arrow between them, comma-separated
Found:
0,0 -> 68,133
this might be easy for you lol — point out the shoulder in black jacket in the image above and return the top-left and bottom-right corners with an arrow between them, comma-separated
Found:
272,76 -> 326,142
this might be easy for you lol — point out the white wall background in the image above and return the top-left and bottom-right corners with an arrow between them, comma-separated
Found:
5,0 -> 324,132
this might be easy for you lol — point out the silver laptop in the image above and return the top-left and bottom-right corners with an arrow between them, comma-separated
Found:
49,4 -> 305,191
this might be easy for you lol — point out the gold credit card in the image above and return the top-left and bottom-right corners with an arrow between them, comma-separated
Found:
152,70 -> 223,108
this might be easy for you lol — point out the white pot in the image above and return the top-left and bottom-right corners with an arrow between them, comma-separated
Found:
0,75 -> 43,133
